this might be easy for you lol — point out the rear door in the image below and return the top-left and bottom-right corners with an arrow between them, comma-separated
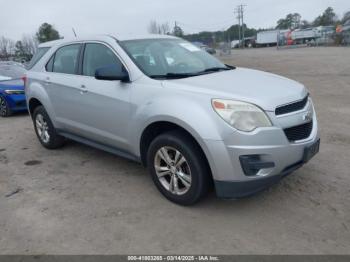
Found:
45,44 -> 84,130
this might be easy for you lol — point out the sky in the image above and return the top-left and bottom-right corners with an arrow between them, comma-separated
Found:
0,0 -> 349,40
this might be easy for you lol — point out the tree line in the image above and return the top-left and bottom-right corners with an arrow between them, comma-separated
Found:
276,7 -> 350,30
150,7 -> 350,46
0,23 -> 61,62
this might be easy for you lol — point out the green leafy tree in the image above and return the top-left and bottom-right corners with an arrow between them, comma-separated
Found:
36,23 -> 60,43
226,24 -> 257,40
313,7 -> 337,26
183,24 -> 257,46
276,13 -> 301,29
300,20 -> 312,29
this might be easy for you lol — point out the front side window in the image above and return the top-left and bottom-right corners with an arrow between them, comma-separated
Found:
120,39 -> 230,79
52,44 -> 81,74
82,43 -> 123,77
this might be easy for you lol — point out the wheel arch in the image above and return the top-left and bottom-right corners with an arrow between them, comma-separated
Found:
139,120 -> 214,181
28,97 -> 43,117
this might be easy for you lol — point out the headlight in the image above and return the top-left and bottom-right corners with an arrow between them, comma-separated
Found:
212,99 -> 272,132
4,90 -> 24,95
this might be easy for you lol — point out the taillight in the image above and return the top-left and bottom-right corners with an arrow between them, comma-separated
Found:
22,76 -> 27,89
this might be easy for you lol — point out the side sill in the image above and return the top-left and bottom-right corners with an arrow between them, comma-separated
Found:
58,131 -> 141,163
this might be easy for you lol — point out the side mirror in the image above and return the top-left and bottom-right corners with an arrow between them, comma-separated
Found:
95,64 -> 130,82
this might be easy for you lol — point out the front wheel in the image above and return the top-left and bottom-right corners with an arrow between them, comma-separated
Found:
0,96 -> 12,117
147,130 -> 211,205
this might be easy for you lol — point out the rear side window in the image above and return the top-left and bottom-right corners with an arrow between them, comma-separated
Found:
52,44 -> 81,75
26,47 -> 50,70
82,43 -> 123,77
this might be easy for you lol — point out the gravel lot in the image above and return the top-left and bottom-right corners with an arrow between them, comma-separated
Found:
0,47 -> 349,255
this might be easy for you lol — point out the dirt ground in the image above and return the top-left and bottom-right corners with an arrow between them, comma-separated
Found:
0,47 -> 349,255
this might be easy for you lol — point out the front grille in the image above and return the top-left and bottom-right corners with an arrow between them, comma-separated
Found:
276,96 -> 308,115
284,121 -> 313,141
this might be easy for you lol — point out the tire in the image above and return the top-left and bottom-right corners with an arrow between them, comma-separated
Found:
32,106 -> 65,149
0,96 -> 12,117
147,130 -> 211,206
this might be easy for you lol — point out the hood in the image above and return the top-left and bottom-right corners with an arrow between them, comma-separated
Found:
162,68 -> 307,111
0,79 -> 24,90
0,76 -> 12,81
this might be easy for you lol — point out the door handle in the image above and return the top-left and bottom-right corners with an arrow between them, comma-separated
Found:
44,77 -> 51,85
80,84 -> 88,94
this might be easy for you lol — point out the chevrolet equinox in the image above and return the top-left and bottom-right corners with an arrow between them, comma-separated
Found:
25,35 -> 320,205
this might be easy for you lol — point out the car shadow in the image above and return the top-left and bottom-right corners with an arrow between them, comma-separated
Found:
4,111 -> 29,118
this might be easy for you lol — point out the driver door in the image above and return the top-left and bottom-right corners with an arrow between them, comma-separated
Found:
71,43 -> 131,151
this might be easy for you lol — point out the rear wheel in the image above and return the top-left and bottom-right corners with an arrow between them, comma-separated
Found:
0,96 -> 12,117
147,130 -> 211,205
33,106 -> 65,149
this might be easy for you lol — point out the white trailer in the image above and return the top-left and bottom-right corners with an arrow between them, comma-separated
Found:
256,30 -> 279,46
291,28 -> 318,43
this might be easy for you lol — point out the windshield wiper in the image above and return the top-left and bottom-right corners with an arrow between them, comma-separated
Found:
149,72 -> 200,79
149,65 -> 236,80
202,66 -> 234,73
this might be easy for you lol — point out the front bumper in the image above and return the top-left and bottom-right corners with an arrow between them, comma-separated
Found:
215,158 -> 308,198
4,94 -> 27,111
202,100 -> 320,198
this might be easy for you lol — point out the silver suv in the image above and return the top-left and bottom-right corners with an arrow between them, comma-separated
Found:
26,35 -> 320,205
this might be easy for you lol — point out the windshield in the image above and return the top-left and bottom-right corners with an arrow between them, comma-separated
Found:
120,39 -> 231,79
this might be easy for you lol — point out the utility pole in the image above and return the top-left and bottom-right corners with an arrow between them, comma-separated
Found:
235,4 -> 246,48
234,6 -> 241,48
240,4 -> 246,49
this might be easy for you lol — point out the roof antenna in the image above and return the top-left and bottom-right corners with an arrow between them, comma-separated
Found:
72,28 -> 77,37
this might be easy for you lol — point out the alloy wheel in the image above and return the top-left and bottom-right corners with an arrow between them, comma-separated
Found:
154,146 -> 192,195
35,113 -> 50,143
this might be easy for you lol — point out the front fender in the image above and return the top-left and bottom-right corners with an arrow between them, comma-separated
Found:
129,93 -> 225,157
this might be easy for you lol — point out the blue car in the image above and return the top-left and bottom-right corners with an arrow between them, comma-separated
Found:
0,63 -> 27,117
